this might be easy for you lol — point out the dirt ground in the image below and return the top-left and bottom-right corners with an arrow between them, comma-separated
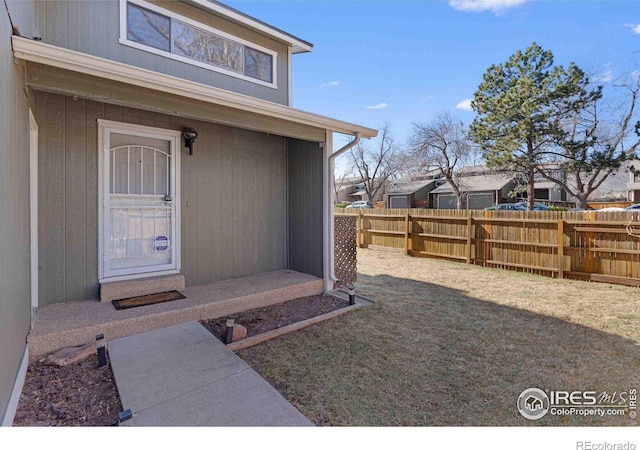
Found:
200,294 -> 348,342
12,294 -> 346,426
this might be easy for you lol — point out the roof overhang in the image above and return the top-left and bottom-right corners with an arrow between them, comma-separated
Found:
184,0 -> 313,54
12,37 -> 377,139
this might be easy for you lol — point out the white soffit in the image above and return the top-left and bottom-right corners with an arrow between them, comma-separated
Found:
13,37 -> 377,139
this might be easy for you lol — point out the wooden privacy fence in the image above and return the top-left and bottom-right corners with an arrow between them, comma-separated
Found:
336,208 -> 640,287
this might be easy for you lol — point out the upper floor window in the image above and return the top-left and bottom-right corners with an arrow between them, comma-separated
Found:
121,0 -> 276,88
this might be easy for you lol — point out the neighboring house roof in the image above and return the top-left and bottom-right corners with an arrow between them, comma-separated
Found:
387,178 -> 437,195
336,185 -> 355,194
335,176 -> 367,188
194,1 -> 313,53
454,165 -> 491,176
348,190 -> 367,197
431,172 -> 514,194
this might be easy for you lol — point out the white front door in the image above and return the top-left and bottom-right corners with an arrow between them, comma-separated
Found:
98,120 -> 181,282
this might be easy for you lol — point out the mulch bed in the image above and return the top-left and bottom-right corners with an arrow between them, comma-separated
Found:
13,294 -> 347,426
13,358 -> 122,426
200,294 -> 348,343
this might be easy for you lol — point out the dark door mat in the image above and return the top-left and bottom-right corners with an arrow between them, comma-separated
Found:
112,291 -> 186,310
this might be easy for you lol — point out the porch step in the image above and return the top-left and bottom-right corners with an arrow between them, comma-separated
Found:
28,270 -> 323,358
100,274 -> 185,303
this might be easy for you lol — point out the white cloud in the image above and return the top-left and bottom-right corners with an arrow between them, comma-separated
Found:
320,80 -> 339,88
448,0 -> 528,13
626,23 -> 640,34
592,63 -> 614,83
366,102 -> 388,110
593,69 -> 613,83
456,98 -> 474,111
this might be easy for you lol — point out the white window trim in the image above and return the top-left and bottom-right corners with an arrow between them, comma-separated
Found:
119,0 -> 278,89
97,119 -> 182,283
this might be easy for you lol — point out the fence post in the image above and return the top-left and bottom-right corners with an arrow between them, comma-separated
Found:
585,211 -> 596,275
404,211 -> 410,255
466,211 -> 473,264
357,210 -> 364,248
557,219 -> 565,279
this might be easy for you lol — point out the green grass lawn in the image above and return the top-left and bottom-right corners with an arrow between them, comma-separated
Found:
238,248 -> 640,426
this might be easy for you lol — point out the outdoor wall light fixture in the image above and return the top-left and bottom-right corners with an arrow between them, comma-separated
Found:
182,127 -> 198,155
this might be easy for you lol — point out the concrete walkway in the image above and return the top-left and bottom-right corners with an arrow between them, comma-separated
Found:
108,321 -> 313,426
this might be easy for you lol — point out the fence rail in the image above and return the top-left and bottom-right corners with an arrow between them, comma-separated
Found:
336,208 -> 640,287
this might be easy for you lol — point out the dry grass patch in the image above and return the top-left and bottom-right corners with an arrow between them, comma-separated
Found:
239,248 -> 640,426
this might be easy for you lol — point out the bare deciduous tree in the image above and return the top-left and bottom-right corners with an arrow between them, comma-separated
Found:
539,74 -> 640,209
332,167 -> 354,204
409,112 -> 475,209
349,124 -> 404,202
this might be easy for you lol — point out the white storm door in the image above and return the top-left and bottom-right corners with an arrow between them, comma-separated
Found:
99,121 -> 181,281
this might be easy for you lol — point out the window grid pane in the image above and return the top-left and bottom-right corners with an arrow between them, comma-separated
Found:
127,3 -> 171,52
127,2 -> 273,84
244,47 -> 273,83
173,20 -> 244,74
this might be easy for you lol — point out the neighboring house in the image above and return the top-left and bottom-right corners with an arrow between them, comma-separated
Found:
334,176 -> 365,203
588,159 -> 640,203
528,162 -> 640,204
385,174 -> 440,209
530,169 -> 568,202
627,162 -> 640,202
0,0 -> 376,425
334,176 -> 386,203
530,181 -> 567,202
430,166 -> 516,210
530,160 -> 638,205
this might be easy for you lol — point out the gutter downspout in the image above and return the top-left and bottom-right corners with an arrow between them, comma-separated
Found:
323,131 -> 361,292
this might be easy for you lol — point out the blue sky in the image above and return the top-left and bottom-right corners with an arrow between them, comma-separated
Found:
225,0 -> 640,150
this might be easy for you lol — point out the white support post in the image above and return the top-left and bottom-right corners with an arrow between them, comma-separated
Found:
322,130 -> 334,293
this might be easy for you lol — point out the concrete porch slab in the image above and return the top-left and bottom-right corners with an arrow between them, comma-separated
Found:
28,269 -> 322,358
109,321 -> 312,426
